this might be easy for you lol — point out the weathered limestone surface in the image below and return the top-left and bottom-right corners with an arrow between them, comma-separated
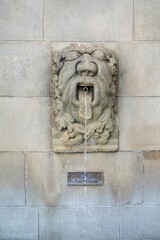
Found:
0,0 -> 160,238
0,98 -> 51,151
51,42 -> 118,53
0,0 -> 43,40
144,151 -> 160,205
44,0 -> 133,41
51,44 -> 118,152
0,207 -> 38,239
27,152 -> 142,206
120,207 -> 160,240
0,43 -> 51,96
39,207 -> 120,240
119,97 -> 160,150
119,43 -> 160,96
135,0 -> 160,40
0,152 -> 25,205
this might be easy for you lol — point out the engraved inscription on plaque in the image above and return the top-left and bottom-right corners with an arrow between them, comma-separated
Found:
68,172 -> 104,186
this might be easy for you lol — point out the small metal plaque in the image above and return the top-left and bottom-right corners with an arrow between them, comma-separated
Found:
68,172 -> 104,186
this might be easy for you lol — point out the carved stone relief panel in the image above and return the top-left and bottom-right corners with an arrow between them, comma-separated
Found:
51,44 -> 118,152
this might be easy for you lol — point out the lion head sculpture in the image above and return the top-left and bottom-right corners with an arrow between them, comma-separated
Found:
51,45 -> 118,152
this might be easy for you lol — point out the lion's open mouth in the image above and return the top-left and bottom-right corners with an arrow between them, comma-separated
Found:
76,84 -> 94,101
76,83 -> 94,120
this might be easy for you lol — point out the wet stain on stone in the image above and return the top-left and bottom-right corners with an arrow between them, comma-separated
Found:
143,151 -> 160,160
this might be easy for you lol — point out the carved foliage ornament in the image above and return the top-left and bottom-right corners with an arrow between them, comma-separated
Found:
51,45 -> 118,152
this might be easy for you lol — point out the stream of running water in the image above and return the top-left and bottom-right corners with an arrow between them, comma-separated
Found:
83,86 -> 88,237
83,86 -> 88,184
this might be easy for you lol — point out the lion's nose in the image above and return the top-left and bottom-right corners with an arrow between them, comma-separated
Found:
76,61 -> 98,76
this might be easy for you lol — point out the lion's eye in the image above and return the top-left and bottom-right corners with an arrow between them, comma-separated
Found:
65,51 -> 81,61
91,49 -> 106,60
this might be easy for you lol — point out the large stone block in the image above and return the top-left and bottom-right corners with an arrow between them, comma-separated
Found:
0,152 -> 25,205
39,207 -> 120,240
44,0 -> 133,41
0,98 -> 51,151
119,43 -> 160,96
120,206 -> 160,239
119,97 -> 160,150
0,207 -> 38,239
135,0 -> 160,40
27,152 -> 142,206
144,151 -> 160,205
0,43 -> 51,96
0,0 -> 43,40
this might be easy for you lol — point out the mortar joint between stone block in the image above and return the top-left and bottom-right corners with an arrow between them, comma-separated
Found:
142,152 -> 145,204
42,0 -> 45,41
24,153 -> 28,206
38,208 -> 40,240
133,0 -> 135,42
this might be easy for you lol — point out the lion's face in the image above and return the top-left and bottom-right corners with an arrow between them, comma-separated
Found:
52,45 -> 118,148
58,47 -> 116,124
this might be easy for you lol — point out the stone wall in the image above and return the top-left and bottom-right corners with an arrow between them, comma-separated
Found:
0,0 -> 160,239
